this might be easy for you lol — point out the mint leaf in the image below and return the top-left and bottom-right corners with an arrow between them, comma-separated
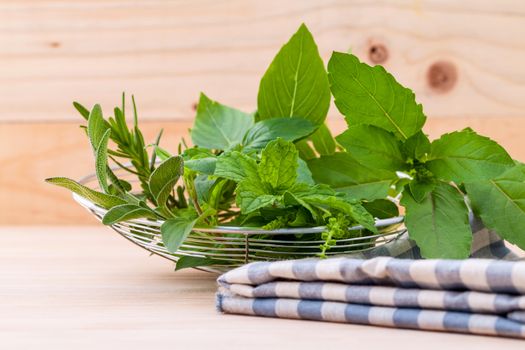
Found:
259,138 -> 298,191
401,182 -> 472,259
94,129 -> 111,193
45,177 -> 126,209
362,199 -> 399,219
215,151 -> 258,183
102,204 -> 157,225
308,153 -> 397,200
310,123 -> 336,156
427,129 -> 514,183
236,179 -> 278,214
465,165 -> 525,248
336,125 -> 405,171
402,131 -> 430,161
297,158 -> 314,185
191,93 -> 253,150
242,117 -> 316,151
257,24 -> 330,125
328,52 -> 425,140
148,156 -> 183,206
161,215 -> 198,253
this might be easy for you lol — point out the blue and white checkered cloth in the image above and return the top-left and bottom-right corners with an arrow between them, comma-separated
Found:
217,219 -> 525,338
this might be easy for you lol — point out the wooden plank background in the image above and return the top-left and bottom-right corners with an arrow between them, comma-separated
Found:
1,0 -> 525,224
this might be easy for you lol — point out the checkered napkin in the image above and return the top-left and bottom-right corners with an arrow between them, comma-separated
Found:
216,219 -> 525,338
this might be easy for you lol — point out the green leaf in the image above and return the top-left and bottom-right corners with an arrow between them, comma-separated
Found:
87,104 -> 109,152
328,52 -> 426,140
161,216 -> 198,253
402,131 -> 431,161
45,177 -> 126,209
310,123 -> 336,156
102,204 -> 157,225
297,158 -> 314,185
191,93 -> 253,150
465,165 -> 525,248
73,101 -> 90,120
242,117 -> 316,151
259,138 -> 298,192
426,129 -> 514,183
308,153 -> 397,200
400,182 -> 472,259
257,24 -> 330,125
296,139 -> 317,160
154,146 -> 172,161
236,179 -> 278,214
336,125 -> 405,171
175,256 -> 225,271
408,178 -> 437,203
184,157 -> 217,175
215,151 -> 258,183
362,199 -> 399,219
94,129 -> 111,193
149,156 -> 184,206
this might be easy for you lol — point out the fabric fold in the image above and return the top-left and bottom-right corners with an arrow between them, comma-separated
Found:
216,222 -> 525,338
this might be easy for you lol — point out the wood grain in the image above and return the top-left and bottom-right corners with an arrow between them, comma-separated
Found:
1,225 -> 524,349
3,117 -> 525,225
1,0 -> 525,121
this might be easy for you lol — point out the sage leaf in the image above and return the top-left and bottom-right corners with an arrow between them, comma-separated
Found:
161,216 -> 198,253
242,117 -> 316,151
308,153 -> 397,200
257,24 -> 330,125
328,52 -> 426,140
45,177 -> 126,209
427,129 -> 514,183
465,165 -> 525,248
336,125 -> 405,171
149,156 -> 184,206
102,204 -> 157,225
401,182 -> 472,259
94,129 -> 111,193
191,93 -> 253,150
87,104 -> 110,152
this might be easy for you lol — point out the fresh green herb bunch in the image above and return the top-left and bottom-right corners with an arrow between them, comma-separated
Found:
48,23 -> 525,268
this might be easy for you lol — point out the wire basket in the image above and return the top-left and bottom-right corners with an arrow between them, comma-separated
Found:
74,168 -> 406,273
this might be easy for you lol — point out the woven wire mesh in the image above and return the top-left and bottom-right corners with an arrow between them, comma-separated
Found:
74,168 -> 406,273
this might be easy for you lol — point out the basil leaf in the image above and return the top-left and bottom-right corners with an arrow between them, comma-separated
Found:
310,123 -> 336,156
336,125 -> 405,171
465,165 -> 525,249
257,24 -> 330,125
408,178 -> 437,203
401,182 -> 472,259
259,138 -> 298,191
308,153 -> 397,200
148,156 -> 184,206
427,129 -> 514,183
161,216 -> 198,253
45,177 -> 126,209
215,151 -> 258,183
102,204 -> 157,225
328,52 -> 425,140
402,131 -> 431,161
242,117 -> 316,151
175,256 -> 225,271
362,199 -> 399,219
191,93 -> 253,150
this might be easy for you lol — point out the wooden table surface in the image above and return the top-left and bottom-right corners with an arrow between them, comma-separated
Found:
2,226 -> 524,349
